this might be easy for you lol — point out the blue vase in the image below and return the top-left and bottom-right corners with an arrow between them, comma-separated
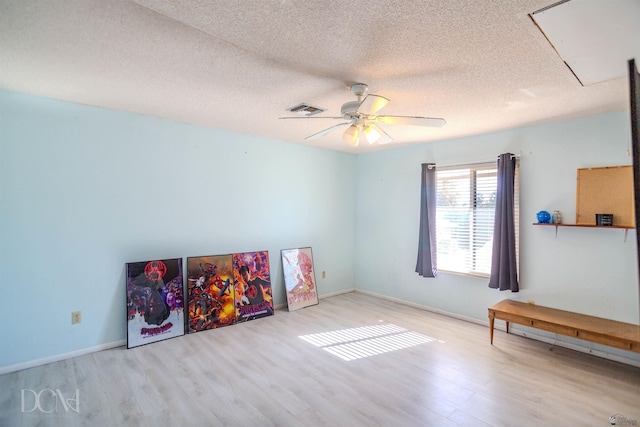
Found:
536,211 -> 551,223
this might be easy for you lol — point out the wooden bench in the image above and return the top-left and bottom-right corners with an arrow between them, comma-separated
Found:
488,299 -> 640,353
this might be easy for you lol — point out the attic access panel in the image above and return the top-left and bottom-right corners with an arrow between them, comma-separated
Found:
531,0 -> 640,86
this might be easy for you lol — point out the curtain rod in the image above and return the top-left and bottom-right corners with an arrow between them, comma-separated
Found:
426,154 -> 520,169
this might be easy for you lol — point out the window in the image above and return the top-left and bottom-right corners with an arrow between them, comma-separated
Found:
435,162 -> 519,277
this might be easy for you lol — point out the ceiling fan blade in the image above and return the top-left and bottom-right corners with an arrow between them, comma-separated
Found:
364,123 -> 393,145
305,122 -> 350,140
375,115 -> 446,128
357,95 -> 389,115
279,116 -> 344,120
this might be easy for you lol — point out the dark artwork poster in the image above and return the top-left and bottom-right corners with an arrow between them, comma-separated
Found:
186,254 -> 236,333
126,258 -> 185,348
232,251 -> 274,322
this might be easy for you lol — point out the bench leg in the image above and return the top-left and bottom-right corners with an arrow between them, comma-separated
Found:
505,321 -> 509,334
489,311 -> 495,344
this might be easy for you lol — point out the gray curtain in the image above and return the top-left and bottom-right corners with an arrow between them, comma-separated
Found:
488,153 -> 519,291
416,163 -> 437,277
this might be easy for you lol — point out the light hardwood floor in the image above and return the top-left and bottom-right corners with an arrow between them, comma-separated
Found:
1,292 -> 638,426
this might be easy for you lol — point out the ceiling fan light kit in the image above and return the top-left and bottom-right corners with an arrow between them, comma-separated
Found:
343,124 -> 360,147
282,83 -> 446,148
365,123 -> 392,145
363,125 -> 379,145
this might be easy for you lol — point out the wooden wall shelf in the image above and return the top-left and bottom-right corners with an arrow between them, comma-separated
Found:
533,222 -> 634,239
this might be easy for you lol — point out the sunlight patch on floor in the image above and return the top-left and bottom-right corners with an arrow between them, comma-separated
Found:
299,324 -> 436,361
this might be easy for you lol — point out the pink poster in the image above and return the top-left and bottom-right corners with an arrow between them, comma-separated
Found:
281,247 -> 319,311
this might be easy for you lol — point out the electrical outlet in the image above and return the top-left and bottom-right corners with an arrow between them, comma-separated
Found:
71,311 -> 82,324
322,271 -> 326,279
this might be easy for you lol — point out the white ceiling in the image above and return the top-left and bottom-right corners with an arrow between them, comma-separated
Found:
0,0 -> 637,153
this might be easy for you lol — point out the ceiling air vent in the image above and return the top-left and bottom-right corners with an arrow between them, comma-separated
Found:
286,103 -> 325,116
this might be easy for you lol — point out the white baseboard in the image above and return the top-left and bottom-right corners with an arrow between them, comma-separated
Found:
3,288 -> 636,374
1,289 -> 358,375
354,288 -> 487,326
354,289 -> 640,368
0,340 -> 126,376
320,288 -> 356,299
274,288 -> 355,310
505,328 -> 640,368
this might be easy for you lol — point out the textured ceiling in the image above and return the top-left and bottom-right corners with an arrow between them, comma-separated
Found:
0,0 -> 635,153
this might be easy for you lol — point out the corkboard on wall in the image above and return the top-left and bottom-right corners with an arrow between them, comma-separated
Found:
576,165 -> 635,226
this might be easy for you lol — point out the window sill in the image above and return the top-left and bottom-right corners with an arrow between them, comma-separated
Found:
437,269 -> 490,279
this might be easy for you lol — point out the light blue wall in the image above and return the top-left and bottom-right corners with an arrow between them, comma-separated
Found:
355,111 -> 640,360
2,89 -> 639,370
0,90 -> 356,368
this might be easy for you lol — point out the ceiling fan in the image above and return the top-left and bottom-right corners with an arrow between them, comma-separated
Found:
280,83 -> 446,147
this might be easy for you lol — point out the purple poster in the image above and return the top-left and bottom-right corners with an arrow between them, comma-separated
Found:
126,258 -> 185,348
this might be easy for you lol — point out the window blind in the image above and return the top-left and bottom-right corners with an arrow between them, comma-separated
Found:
436,162 -> 509,277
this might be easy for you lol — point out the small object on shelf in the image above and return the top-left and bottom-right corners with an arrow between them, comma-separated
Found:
552,210 -> 561,224
536,210 -> 551,224
595,213 -> 613,226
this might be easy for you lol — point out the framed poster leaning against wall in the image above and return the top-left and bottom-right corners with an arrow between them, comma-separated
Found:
281,247 -> 319,312
126,258 -> 185,348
